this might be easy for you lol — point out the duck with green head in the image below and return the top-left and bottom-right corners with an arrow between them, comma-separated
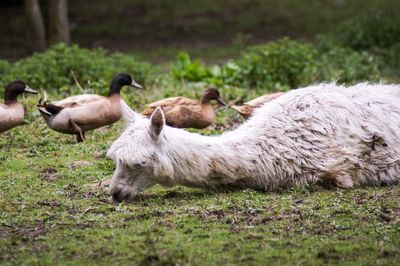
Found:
37,73 -> 142,142
0,80 -> 38,133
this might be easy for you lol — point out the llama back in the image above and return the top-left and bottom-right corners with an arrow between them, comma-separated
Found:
226,83 -> 400,189
239,83 -> 400,147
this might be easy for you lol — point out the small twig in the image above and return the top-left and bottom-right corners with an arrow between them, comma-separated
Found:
71,70 -> 84,92
82,207 -> 95,214
264,203 -> 278,212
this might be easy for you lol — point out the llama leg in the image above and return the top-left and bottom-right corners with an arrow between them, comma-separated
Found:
333,172 -> 354,189
321,171 -> 355,189
76,132 -> 86,142
70,119 -> 85,142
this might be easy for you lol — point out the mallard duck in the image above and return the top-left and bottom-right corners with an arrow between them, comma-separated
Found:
0,80 -> 38,133
142,88 -> 226,129
231,92 -> 285,118
37,73 -> 142,142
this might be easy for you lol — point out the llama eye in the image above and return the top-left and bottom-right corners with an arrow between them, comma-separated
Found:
133,162 -> 145,168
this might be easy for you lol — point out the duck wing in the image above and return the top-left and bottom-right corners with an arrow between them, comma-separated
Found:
39,94 -> 106,115
163,104 -> 214,128
0,103 -> 25,132
245,92 -> 285,107
148,97 -> 198,108
66,97 -> 120,126
143,97 -> 199,117
0,104 -> 12,124
54,94 -> 105,109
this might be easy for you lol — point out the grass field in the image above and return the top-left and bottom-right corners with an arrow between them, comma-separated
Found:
0,96 -> 399,265
1,1 -> 400,263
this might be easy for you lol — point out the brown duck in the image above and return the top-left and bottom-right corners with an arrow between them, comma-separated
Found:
231,92 -> 285,118
142,88 -> 226,129
0,80 -> 38,133
37,73 -> 142,142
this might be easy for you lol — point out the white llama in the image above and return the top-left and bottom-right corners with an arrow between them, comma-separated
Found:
108,83 -> 400,202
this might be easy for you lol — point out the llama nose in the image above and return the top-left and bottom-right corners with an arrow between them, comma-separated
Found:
110,189 -> 123,203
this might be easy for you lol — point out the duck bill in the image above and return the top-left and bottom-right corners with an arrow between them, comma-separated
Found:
24,86 -> 38,94
130,80 -> 143,89
216,97 -> 227,106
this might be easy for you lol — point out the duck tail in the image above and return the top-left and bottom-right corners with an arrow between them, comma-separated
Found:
37,91 -> 63,116
37,103 -> 63,116
37,106 -> 52,116
230,104 -> 252,118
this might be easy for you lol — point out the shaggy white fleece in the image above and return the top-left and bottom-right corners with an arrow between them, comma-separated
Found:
108,83 -> 400,201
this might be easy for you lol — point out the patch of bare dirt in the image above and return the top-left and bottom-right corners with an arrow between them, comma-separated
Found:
85,178 -> 111,193
64,184 -> 100,199
69,160 -> 93,170
0,220 -> 95,243
122,210 -> 173,222
317,248 -> 342,261
192,206 -> 301,227
92,150 -> 104,158
0,221 -> 46,242
39,168 -> 61,182
377,207 -> 400,223
37,200 -> 61,208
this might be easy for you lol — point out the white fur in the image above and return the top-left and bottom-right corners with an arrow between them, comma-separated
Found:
108,83 -> 400,201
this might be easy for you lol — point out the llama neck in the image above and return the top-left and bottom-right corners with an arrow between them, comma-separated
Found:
161,128 -> 266,190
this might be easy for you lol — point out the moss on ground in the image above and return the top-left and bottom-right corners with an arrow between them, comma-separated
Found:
0,96 -> 399,265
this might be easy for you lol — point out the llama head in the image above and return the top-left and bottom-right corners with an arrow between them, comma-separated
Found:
107,105 -> 174,202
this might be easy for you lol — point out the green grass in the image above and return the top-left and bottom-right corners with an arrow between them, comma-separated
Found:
0,96 -> 399,265
1,0 -> 400,263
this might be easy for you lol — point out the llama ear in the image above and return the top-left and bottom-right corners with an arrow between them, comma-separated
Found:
120,100 -> 137,124
150,107 -> 165,136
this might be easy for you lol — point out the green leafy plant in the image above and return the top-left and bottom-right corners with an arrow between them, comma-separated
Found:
171,52 -> 213,82
171,38 -> 389,91
0,44 -> 157,96
317,46 -> 381,83
338,12 -> 400,50
223,38 -> 318,89
171,38 -> 319,90
380,43 -> 400,78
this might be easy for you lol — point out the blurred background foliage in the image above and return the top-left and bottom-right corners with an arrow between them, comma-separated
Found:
0,0 -> 399,106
